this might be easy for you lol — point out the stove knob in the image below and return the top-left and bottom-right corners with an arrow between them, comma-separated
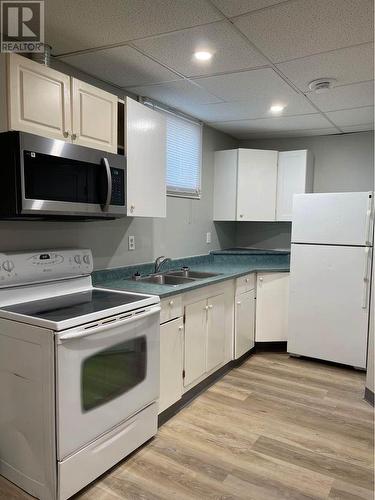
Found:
83,255 -> 90,265
3,260 -> 15,272
74,255 -> 82,264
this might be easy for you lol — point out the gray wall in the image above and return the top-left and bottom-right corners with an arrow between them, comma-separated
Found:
0,125 -> 237,270
236,131 -> 374,249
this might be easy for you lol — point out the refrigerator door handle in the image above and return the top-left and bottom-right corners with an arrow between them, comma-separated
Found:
364,195 -> 373,245
362,247 -> 371,309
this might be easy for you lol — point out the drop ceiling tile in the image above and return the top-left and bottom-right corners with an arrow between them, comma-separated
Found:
210,0 -> 288,17
340,123 -> 374,133
60,46 -> 180,87
127,80 -> 223,110
325,106 -> 374,127
194,68 -> 315,115
133,21 -> 267,77
233,0 -> 374,62
277,43 -> 374,92
307,81 -> 374,112
209,113 -> 334,136
236,127 -> 340,139
46,0 -> 224,55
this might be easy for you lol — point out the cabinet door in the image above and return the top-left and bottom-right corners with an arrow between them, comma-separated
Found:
237,149 -> 278,221
235,289 -> 255,359
276,150 -> 313,221
126,98 -> 166,217
213,150 -> 238,221
256,273 -> 289,342
206,294 -> 225,372
184,299 -> 207,387
71,78 -> 118,153
159,318 -> 183,414
8,53 -> 71,141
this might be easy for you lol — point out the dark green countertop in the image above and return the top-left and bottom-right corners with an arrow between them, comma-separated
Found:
93,252 -> 290,299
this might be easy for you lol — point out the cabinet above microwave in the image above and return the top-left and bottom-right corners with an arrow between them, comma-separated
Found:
0,53 -> 118,154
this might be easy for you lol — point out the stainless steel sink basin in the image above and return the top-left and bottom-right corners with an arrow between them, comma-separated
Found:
138,274 -> 196,285
167,270 -> 221,279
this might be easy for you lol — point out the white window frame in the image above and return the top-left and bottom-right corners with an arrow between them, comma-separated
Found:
141,98 -> 203,199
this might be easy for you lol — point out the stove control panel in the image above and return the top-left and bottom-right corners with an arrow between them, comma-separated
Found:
0,249 -> 93,287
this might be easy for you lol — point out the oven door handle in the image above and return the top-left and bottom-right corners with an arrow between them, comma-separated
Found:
58,306 -> 161,341
101,157 -> 112,212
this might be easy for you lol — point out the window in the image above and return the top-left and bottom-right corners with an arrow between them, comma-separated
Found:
143,100 -> 202,199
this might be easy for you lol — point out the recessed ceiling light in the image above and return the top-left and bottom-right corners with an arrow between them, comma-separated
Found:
270,104 -> 285,114
194,51 -> 213,61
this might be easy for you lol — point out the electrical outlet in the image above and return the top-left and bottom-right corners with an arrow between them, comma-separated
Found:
128,235 -> 135,251
206,232 -> 211,244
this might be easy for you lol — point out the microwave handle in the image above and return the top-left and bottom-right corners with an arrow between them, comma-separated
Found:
101,158 -> 112,212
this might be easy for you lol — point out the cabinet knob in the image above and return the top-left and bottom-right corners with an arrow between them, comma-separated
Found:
169,300 -> 174,306
63,131 -> 69,138
208,304 -> 213,309
130,204 -> 135,213
71,133 -> 77,141
237,301 -> 241,306
245,278 -> 249,283
259,277 -> 263,282
239,214 -> 244,218
204,305 -> 209,311
178,326 -> 183,331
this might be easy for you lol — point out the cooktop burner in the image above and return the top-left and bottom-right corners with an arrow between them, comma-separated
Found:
2,289 -> 144,322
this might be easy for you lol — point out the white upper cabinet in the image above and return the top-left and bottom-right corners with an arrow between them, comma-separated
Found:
7,53 -> 71,141
214,148 -> 278,221
71,79 -> 117,153
125,98 -> 166,218
1,54 -> 118,153
237,149 -> 278,221
276,150 -> 314,221
213,150 -> 238,221
214,148 -> 313,222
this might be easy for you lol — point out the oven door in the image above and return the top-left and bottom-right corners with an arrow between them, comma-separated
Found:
19,132 -> 126,218
56,305 -> 160,460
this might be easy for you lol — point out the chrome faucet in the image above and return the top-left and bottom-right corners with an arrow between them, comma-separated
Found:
154,256 -> 171,274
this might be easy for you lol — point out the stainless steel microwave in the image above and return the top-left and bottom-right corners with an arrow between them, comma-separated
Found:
0,131 -> 127,220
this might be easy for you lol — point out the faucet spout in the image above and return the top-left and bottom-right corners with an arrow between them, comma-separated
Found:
154,256 -> 171,274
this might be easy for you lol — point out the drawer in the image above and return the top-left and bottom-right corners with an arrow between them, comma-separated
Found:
160,295 -> 183,324
235,273 -> 255,295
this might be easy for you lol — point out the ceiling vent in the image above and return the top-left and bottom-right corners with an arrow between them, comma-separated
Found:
308,78 -> 336,94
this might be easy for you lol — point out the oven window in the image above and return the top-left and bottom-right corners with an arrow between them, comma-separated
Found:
81,336 -> 147,412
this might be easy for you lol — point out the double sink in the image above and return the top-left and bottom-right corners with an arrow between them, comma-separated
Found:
135,269 -> 221,286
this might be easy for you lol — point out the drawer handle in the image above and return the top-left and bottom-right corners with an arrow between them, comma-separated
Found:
169,300 -> 174,306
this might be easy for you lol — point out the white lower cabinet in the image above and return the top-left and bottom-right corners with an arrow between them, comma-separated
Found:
206,294 -> 226,372
235,289 -> 255,358
184,292 -> 226,388
159,317 -> 184,414
255,272 -> 289,342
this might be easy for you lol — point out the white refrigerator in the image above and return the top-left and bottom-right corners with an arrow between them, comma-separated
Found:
287,192 -> 373,369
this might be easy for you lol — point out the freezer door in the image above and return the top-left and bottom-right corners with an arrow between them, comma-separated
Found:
292,192 -> 373,246
287,244 -> 371,368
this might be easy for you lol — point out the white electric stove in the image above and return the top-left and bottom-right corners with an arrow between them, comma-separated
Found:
0,249 -> 160,500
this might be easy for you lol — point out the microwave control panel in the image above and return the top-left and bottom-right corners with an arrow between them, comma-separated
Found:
110,168 -> 125,206
0,249 -> 93,287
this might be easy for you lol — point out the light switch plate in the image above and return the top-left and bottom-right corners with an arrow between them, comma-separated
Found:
128,235 -> 135,251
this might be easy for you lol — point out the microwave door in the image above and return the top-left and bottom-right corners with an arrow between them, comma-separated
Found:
18,135 -> 126,218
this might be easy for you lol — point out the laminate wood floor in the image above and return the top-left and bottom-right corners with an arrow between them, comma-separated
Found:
1,353 -> 373,500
